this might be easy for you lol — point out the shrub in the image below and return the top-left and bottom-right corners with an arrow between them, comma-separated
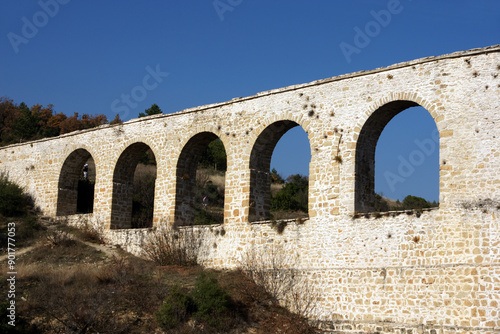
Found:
192,272 -> 232,329
0,173 -> 27,217
143,226 -> 202,266
45,230 -> 76,247
193,207 -> 220,225
270,168 -> 284,184
241,245 -> 318,319
74,219 -> 104,244
155,285 -> 195,330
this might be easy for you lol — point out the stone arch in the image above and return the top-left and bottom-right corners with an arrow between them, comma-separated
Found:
111,142 -> 157,229
171,124 -> 229,169
248,117 -> 313,222
56,148 -> 96,216
354,95 -> 441,212
174,131 -> 227,226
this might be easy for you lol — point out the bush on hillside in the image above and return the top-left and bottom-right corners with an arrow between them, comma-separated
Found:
271,174 -> 308,212
191,272 -> 233,330
143,226 -> 203,266
0,173 -> 27,217
156,285 -> 196,330
401,195 -> 434,210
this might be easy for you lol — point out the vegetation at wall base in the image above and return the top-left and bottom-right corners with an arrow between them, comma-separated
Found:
0,173 -> 29,217
0,174 -> 317,333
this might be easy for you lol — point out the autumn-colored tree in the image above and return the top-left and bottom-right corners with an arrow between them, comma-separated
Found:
80,114 -> 92,129
0,97 -> 111,146
0,97 -> 21,144
60,112 -> 82,134
31,104 -> 59,138
91,114 -> 108,127
46,113 -> 67,135
110,114 -> 123,125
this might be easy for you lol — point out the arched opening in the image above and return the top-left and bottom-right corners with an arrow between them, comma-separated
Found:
56,149 -> 95,216
355,101 -> 439,212
249,121 -> 311,222
111,143 -> 157,229
175,132 -> 227,226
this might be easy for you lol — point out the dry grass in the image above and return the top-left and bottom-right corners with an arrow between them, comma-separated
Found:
271,183 -> 285,195
208,172 -> 225,189
1,213 -> 319,333
380,196 -> 401,209
134,163 -> 157,179
13,256 -> 164,333
197,168 -> 226,191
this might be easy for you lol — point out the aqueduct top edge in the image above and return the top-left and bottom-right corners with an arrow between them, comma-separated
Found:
1,44 -> 498,151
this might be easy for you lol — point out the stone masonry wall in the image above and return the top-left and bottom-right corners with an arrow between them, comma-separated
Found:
1,45 -> 499,332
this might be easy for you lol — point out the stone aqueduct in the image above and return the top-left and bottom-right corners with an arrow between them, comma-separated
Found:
1,46 -> 499,332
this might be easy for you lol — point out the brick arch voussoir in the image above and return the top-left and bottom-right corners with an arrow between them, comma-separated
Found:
58,145 -> 99,182
170,125 -> 229,171
110,137 -> 160,176
244,114 -> 314,166
352,93 -> 442,142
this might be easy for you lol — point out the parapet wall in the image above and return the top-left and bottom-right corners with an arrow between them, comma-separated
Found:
1,45 -> 499,332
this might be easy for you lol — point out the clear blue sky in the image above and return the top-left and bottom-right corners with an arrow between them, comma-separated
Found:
2,1 -> 499,202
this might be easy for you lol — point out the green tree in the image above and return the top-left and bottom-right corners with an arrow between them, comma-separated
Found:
138,148 -> 156,165
199,139 -> 227,171
401,195 -> 432,210
373,193 -> 389,212
0,97 -> 21,145
192,272 -> 232,329
139,103 -> 162,118
12,104 -> 40,141
271,174 -> 308,212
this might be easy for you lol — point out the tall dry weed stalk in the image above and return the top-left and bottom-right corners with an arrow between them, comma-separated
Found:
142,225 -> 204,266
241,244 -> 319,318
